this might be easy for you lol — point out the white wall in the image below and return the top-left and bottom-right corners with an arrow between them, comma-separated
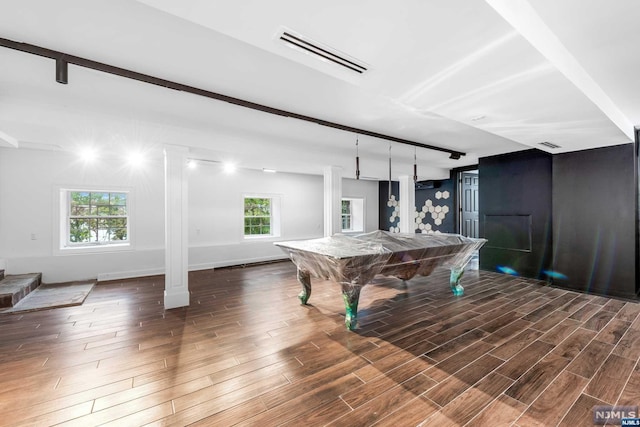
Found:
0,148 -> 165,282
187,164 -> 325,270
0,148 -> 379,283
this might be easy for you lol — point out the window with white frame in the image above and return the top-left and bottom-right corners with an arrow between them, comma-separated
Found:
243,195 -> 281,238
341,197 -> 364,232
62,190 -> 130,248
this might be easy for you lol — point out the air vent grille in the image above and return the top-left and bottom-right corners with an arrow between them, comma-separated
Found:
279,31 -> 368,74
539,141 -> 561,149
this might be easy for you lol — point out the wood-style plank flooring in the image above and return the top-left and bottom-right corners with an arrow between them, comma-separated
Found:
1,261 -> 639,426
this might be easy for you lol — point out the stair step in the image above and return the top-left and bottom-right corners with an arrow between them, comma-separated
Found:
0,273 -> 42,308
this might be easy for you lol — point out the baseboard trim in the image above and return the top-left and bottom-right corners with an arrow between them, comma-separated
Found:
97,268 -> 165,282
209,255 -> 288,269
96,255 -> 289,282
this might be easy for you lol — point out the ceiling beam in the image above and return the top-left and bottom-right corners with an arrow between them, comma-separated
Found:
0,37 -> 465,158
486,0 -> 634,141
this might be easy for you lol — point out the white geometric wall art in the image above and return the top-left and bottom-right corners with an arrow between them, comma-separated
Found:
387,193 -> 452,234
414,197 -> 451,234
388,194 -> 400,233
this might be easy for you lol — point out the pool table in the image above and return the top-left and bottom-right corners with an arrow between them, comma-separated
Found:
275,231 -> 486,330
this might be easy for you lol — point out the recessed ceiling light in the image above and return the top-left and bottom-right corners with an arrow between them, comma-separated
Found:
262,168 -> 276,173
187,160 -> 197,169
223,162 -> 236,173
79,147 -> 97,162
127,150 -> 146,167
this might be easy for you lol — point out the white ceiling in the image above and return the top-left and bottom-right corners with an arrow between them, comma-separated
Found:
0,0 -> 637,180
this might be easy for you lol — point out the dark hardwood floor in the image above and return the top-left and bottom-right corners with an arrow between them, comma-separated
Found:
1,261 -> 639,426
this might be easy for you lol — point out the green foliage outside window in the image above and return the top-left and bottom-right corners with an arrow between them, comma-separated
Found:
244,197 -> 271,236
341,199 -> 352,231
69,191 -> 128,244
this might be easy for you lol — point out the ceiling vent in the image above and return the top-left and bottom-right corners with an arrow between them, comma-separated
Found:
539,141 -> 561,149
279,30 -> 368,74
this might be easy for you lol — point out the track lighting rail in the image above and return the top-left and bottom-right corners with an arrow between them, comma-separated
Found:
0,37 -> 465,159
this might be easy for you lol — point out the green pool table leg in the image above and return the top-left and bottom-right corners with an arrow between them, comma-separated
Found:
450,267 -> 465,296
297,269 -> 312,304
342,285 -> 362,331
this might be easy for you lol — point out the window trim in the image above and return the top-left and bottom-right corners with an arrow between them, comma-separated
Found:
55,186 -> 134,255
242,194 -> 282,240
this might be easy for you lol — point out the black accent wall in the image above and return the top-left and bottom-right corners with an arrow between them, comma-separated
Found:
478,144 -> 638,299
552,144 -> 637,298
636,128 -> 640,299
479,150 -> 553,279
377,143 -> 639,299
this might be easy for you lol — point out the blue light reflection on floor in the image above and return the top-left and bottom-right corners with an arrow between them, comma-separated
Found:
497,266 -> 519,276
543,270 -> 568,280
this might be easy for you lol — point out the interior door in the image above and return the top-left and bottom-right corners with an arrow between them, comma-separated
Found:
461,171 -> 479,238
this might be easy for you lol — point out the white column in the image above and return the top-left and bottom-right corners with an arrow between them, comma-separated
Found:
398,175 -> 416,234
323,166 -> 342,237
164,145 -> 190,309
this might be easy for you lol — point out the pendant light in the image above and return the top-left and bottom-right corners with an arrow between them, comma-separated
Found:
355,135 -> 360,180
413,147 -> 418,183
388,144 -> 392,201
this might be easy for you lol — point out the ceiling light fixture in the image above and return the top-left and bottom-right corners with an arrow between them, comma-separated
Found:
355,135 -> 360,180
449,152 -> 461,160
56,57 -> 68,84
262,168 -> 276,173
79,147 -> 97,162
127,150 -> 145,167
223,162 -> 236,173
388,145 -> 392,201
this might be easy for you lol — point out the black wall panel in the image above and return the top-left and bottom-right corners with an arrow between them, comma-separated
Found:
552,144 -> 636,298
478,149 -> 553,279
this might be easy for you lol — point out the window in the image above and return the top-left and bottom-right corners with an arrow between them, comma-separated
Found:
244,197 -> 272,236
243,195 -> 281,239
342,200 -> 352,231
341,197 -> 365,233
64,190 -> 129,247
